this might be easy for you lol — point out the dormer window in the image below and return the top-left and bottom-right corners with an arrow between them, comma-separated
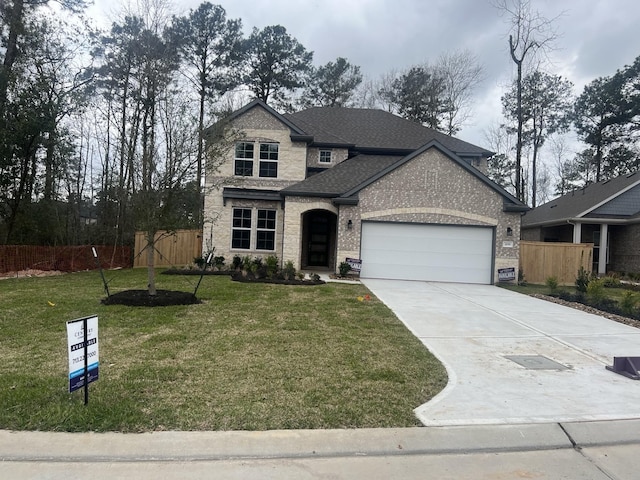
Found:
319,150 -> 332,164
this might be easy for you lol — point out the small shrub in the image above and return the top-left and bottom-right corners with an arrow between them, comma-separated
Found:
575,266 -> 591,293
297,272 -> 305,280
620,291 -> 638,316
282,260 -> 296,280
193,256 -> 206,269
232,255 -> 242,270
338,261 -> 351,277
545,276 -> 559,294
518,268 -> 526,286
602,275 -> 620,288
586,278 -> 606,304
241,255 -> 253,271
265,255 -> 279,278
213,256 -> 225,269
311,273 -> 321,281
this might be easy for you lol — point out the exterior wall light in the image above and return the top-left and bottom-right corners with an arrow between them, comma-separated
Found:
506,227 -> 513,237
347,219 -> 353,230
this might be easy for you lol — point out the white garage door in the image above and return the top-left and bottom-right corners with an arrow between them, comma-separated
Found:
360,222 -> 494,284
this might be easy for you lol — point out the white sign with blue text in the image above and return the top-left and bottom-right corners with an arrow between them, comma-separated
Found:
66,316 -> 99,393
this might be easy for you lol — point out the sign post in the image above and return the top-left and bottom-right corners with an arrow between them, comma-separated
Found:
92,247 -> 110,297
67,315 -> 99,405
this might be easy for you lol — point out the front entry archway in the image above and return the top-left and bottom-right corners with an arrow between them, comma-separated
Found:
301,210 -> 337,269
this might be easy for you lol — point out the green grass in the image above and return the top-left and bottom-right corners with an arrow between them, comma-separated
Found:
0,269 -> 446,432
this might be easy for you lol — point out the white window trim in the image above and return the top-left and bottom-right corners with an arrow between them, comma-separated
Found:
256,209 -> 277,251
258,143 -> 279,178
230,207 -> 277,252
234,142 -> 255,177
319,149 -> 332,164
231,207 -> 252,250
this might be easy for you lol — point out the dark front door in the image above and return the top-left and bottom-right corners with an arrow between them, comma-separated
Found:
307,213 -> 331,267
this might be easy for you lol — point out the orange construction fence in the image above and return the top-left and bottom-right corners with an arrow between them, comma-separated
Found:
0,245 -> 132,274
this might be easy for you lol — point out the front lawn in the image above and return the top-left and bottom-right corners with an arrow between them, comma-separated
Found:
0,269 -> 446,432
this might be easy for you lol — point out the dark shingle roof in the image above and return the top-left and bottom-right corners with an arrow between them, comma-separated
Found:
281,154 -> 403,197
282,142 -> 528,213
522,171 -> 640,227
283,107 -> 492,157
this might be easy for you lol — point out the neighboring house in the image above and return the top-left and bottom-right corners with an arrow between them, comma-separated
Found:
521,171 -> 640,275
203,99 -> 528,284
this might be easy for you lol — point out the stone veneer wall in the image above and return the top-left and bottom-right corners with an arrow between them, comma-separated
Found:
305,147 -> 349,169
281,197 -> 338,270
335,148 -> 522,282
203,106 -> 307,262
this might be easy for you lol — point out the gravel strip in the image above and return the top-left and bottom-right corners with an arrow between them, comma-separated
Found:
530,294 -> 640,330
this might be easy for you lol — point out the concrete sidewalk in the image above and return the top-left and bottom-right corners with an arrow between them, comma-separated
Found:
1,420 -> 639,479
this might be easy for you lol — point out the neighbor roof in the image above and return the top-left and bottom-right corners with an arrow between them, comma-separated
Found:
283,107 -> 493,157
522,171 -> 640,227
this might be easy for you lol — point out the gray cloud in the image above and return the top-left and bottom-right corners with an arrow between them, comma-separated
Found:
90,0 -> 640,146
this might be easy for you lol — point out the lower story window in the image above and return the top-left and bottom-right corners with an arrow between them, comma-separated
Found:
231,208 -> 276,251
257,210 -> 276,250
232,208 -> 251,249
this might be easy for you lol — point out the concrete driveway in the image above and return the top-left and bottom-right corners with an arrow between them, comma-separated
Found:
362,279 -> 640,427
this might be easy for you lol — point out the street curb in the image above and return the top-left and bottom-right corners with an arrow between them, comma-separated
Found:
0,424 -> 573,462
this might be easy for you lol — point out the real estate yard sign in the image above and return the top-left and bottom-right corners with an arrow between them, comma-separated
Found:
67,315 -> 99,397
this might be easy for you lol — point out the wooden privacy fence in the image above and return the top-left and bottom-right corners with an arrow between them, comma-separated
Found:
519,241 -> 593,285
134,230 -> 202,268
0,245 -> 132,274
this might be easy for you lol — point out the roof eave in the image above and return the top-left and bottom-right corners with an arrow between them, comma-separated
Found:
333,196 -> 359,206
503,203 -> 530,213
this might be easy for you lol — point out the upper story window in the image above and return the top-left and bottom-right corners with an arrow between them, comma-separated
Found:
319,150 -> 332,164
234,142 -> 254,176
259,143 -> 279,178
234,142 -> 279,177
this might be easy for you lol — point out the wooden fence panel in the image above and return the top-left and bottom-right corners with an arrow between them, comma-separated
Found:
519,241 -> 593,285
134,230 -> 202,268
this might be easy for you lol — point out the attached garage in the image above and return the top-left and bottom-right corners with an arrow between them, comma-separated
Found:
360,222 -> 494,284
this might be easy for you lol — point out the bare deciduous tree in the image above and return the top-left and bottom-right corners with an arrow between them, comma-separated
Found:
494,0 -> 560,202
435,49 -> 485,135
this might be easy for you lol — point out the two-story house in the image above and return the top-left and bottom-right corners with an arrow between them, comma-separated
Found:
203,99 -> 528,284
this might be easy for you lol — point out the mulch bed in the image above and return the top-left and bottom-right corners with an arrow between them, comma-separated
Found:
161,268 -> 232,276
102,289 -> 200,307
230,272 -> 325,286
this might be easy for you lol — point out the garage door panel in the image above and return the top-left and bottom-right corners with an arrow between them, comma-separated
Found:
360,223 -> 493,284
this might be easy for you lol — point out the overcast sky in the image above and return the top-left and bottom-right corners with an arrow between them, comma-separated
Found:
88,0 -> 640,149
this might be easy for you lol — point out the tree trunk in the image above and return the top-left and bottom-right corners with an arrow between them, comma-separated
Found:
0,0 -> 24,120
514,60 -> 523,202
147,231 -> 157,296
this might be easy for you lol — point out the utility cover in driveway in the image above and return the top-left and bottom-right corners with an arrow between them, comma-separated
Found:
505,355 -> 569,371
360,222 -> 493,284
